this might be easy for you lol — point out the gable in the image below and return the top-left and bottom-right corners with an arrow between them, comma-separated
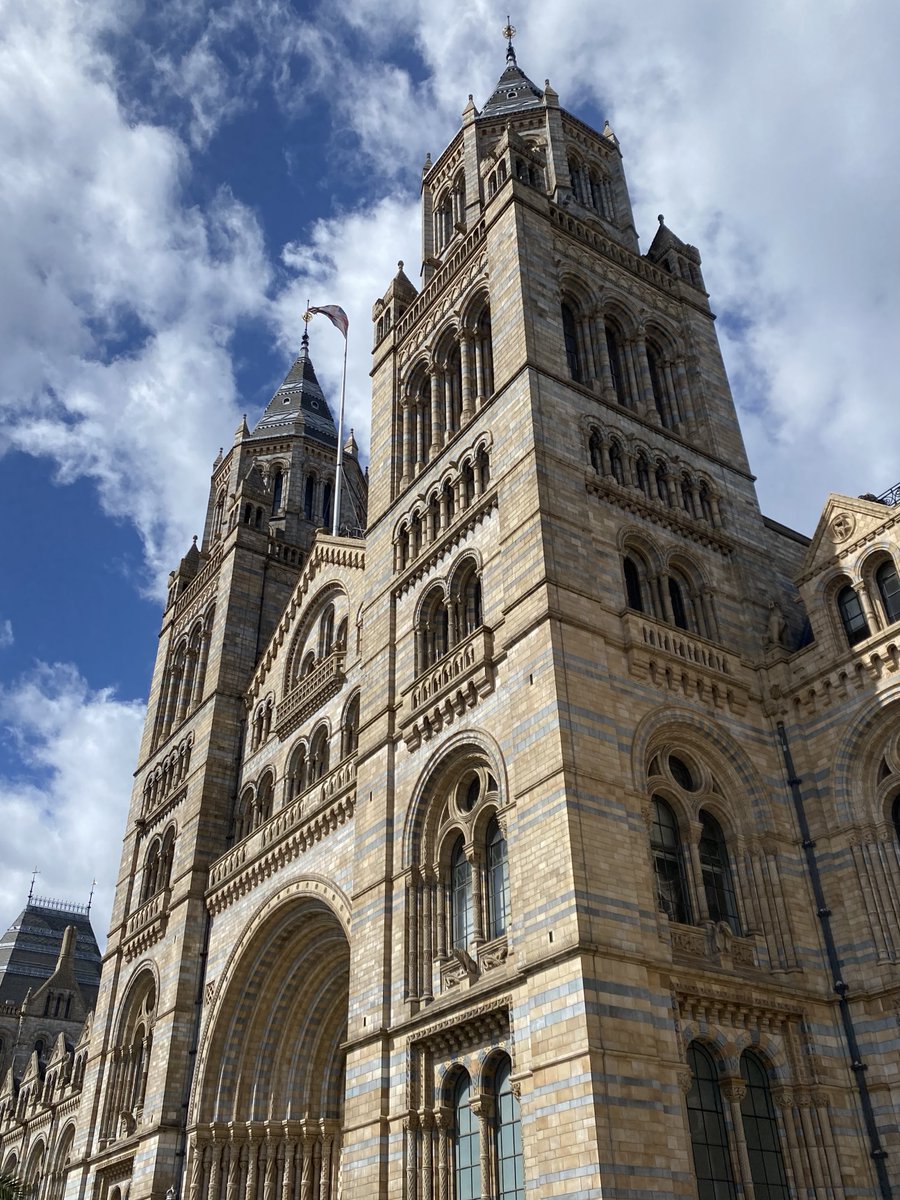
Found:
798,493 -> 900,583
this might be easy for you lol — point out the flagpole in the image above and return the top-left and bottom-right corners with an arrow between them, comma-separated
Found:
332,332 -> 348,537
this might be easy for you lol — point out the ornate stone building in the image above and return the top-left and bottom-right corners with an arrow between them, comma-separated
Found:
4,37 -> 900,1200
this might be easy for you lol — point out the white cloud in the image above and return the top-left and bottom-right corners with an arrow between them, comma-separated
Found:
0,621 -> 12,650
275,194 -> 421,454
0,664 -> 145,947
0,0 -> 271,591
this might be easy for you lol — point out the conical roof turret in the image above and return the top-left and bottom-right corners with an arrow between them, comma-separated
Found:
251,332 -> 338,446
480,37 -> 543,118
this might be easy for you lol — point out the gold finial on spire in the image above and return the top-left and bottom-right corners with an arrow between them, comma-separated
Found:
503,16 -> 517,62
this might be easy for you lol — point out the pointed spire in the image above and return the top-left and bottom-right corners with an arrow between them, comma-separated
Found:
250,334 -> 338,446
481,19 -> 543,117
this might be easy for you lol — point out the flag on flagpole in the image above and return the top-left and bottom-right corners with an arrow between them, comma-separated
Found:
303,304 -> 349,339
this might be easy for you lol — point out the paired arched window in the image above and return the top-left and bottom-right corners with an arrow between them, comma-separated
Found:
561,302 -> 581,381
648,756 -> 741,933
685,1044 -> 789,1200
341,692 -> 360,758
605,320 -> 630,407
101,974 -> 156,1142
450,837 -> 473,951
449,1057 -> 524,1200
416,560 -> 484,675
140,826 -> 175,903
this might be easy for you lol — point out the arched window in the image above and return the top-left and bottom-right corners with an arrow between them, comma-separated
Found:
309,726 -> 330,782
141,839 -> 161,903
420,590 -> 450,671
605,321 -> 629,406
476,304 -> 494,401
271,469 -> 284,513
699,812 -> 740,933
740,1052 -> 790,1200
609,441 -> 625,485
650,797 -> 690,923
304,476 -> 316,520
456,563 -> 482,639
256,774 -> 274,826
322,481 -> 333,527
837,584 -> 869,646
635,456 -> 650,495
876,560 -> 900,623
561,303 -> 581,381
493,1056 -> 525,1200
669,576 -> 689,630
453,1072 -> 480,1200
686,1043 -> 736,1200
623,556 -> 644,612
287,742 -> 307,801
486,818 -> 509,940
341,693 -> 360,758
450,837 -> 472,950
319,605 -> 335,659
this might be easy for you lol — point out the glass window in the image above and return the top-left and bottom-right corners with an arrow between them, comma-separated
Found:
486,819 -> 510,940
624,556 -> 644,612
561,303 -> 581,381
650,797 -> 691,924
876,561 -> 900,623
699,812 -> 740,934
450,838 -> 473,950
837,585 -> 869,646
686,1043 -> 736,1200
669,577 -> 689,630
606,325 -> 628,405
740,1052 -> 789,1200
494,1057 -> 525,1200
453,1072 -> 480,1200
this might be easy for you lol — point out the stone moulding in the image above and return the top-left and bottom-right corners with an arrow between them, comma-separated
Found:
622,611 -> 753,715
395,220 -> 487,343
276,650 -> 346,739
122,888 -> 170,962
668,919 -> 757,971
400,626 -> 496,749
206,766 -> 357,914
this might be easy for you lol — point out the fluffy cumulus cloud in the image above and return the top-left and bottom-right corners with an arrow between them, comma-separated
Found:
0,664 -> 145,944
0,0 -> 271,589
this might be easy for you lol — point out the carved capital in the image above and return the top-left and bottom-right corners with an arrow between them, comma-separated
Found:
720,1078 -> 747,1104
677,1069 -> 693,1095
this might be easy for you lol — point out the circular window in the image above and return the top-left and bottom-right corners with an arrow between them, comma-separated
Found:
668,755 -> 697,791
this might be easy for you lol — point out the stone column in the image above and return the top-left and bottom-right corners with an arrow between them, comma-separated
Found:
299,1126 -> 316,1200
404,1112 -> 419,1200
401,399 -> 413,487
188,1132 -> 207,1200
206,1127 -> 223,1200
592,312 -> 616,402
263,1126 -> 279,1200
419,1110 -> 435,1200
435,1108 -> 452,1200
721,1079 -> 754,1197
468,848 -> 484,946
469,1096 -> 494,1200
686,823 -> 709,921
422,871 -> 435,1002
772,1089 -> 804,1197
460,331 -> 475,419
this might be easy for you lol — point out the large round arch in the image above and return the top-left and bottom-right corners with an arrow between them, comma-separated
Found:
189,888 -> 350,1200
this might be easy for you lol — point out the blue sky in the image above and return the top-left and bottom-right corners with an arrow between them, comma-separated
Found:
1,0 -> 898,942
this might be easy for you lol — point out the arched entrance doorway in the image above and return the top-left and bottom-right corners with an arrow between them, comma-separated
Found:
189,893 -> 350,1200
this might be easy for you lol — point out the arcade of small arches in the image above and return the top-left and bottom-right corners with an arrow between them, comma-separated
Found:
560,290 -> 695,431
141,733 -> 193,817
153,605 -> 215,750
395,442 -> 492,572
211,460 -> 336,543
415,556 -> 484,677
827,548 -> 900,649
1,1120 -> 77,1200
621,536 -> 720,643
588,424 -> 724,529
566,149 -> 617,223
234,696 -> 360,843
431,167 -> 467,255
287,599 -> 349,691
398,295 -> 494,491
187,894 -> 350,1200
404,755 -> 510,1005
138,824 -> 176,907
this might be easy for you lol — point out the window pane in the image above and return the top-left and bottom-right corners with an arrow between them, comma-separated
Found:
699,812 -> 740,934
494,1058 -> 525,1200
650,797 -> 691,923
877,562 -> 900,623
740,1053 -> 789,1200
486,819 -> 509,940
838,585 -> 869,645
454,1073 -> 480,1200
451,839 -> 472,949
686,1044 -> 736,1200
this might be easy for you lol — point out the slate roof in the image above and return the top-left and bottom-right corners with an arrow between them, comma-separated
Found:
251,333 -> 338,446
0,900 -> 102,1010
480,45 -> 544,118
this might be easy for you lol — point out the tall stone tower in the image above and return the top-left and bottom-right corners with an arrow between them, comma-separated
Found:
5,32 -> 900,1200
60,337 -> 366,1199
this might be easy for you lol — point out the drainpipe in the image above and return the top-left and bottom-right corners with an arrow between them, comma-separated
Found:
776,721 -> 891,1199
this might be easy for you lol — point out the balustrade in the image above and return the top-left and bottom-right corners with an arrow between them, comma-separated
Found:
276,651 -> 345,737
